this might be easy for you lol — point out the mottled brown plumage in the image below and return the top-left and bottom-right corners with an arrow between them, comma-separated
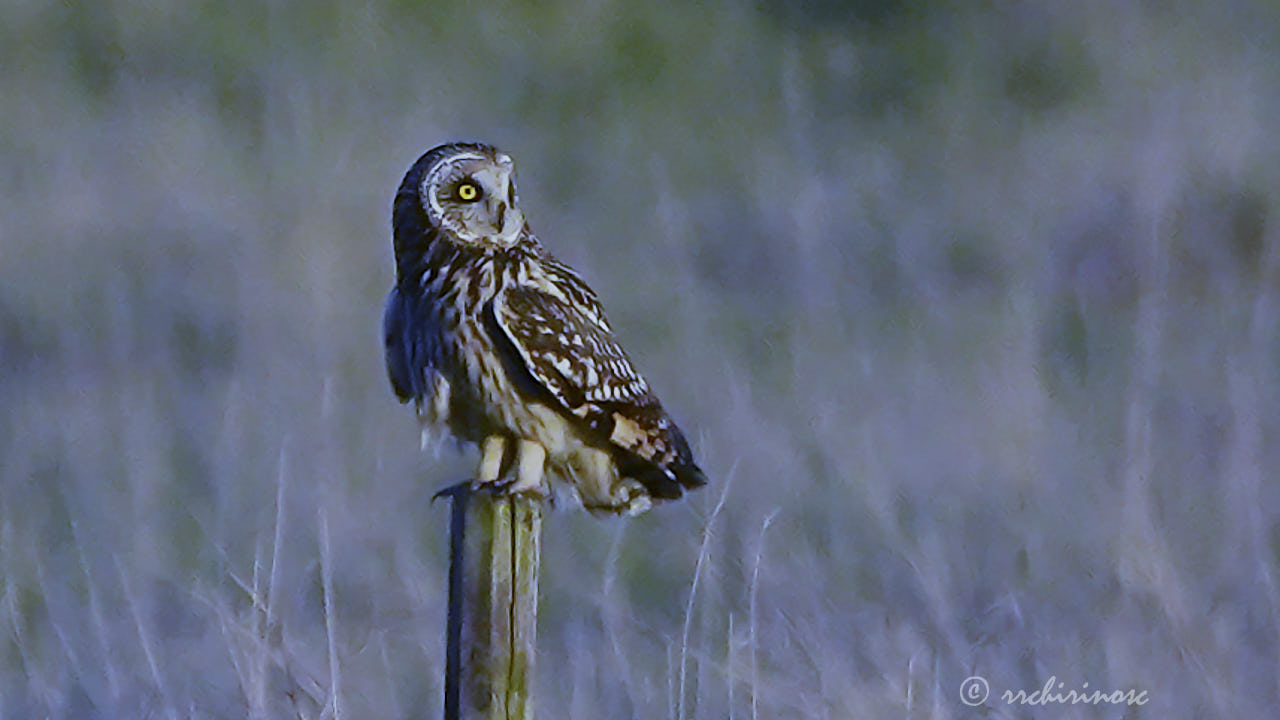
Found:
384,142 -> 706,515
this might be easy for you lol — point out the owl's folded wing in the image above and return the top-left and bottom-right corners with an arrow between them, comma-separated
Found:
491,275 -> 706,497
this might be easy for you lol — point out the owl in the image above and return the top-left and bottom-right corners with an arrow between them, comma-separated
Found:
383,142 -> 707,515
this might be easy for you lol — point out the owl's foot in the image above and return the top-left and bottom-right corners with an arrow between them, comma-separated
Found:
470,478 -> 549,504
469,436 -> 547,498
505,439 -> 546,494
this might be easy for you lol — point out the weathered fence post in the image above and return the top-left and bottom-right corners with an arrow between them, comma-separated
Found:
440,485 -> 541,720
464,493 -> 540,720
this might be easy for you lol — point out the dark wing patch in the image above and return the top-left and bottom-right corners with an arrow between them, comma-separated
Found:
493,280 -> 706,495
383,284 -> 434,402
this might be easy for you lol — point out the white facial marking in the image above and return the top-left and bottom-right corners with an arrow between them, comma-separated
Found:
421,150 -> 524,246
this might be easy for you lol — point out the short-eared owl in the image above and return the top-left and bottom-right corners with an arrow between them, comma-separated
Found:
384,142 -> 707,515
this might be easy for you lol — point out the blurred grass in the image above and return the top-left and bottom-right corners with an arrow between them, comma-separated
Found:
2,0 -> 1280,718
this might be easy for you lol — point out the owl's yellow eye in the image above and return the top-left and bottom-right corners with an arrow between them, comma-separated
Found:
456,182 -> 480,202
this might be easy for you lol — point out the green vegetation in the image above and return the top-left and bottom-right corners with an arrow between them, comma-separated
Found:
2,1 -> 1278,717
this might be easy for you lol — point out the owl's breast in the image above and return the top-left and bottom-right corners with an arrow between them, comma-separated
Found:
422,251 -> 544,441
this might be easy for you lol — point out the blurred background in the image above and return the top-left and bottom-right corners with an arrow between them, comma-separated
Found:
2,0 -> 1278,717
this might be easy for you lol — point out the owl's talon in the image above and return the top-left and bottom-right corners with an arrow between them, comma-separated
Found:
431,481 -> 471,504
469,477 -> 548,501
469,478 -> 506,494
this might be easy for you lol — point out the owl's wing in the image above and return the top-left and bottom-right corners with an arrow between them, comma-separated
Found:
492,272 -> 707,498
384,284 -> 447,408
383,285 -> 421,401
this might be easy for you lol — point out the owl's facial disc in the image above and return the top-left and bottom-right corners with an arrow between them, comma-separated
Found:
422,152 -> 524,247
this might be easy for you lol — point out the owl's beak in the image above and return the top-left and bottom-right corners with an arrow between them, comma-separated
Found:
497,200 -> 525,239
492,173 -> 523,237
478,161 -> 523,244
494,198 -> 508,229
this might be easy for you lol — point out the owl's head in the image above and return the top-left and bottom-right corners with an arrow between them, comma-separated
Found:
403,142 -> 525,248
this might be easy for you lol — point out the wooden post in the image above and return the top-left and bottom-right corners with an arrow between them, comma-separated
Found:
441,488 -> 540,720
